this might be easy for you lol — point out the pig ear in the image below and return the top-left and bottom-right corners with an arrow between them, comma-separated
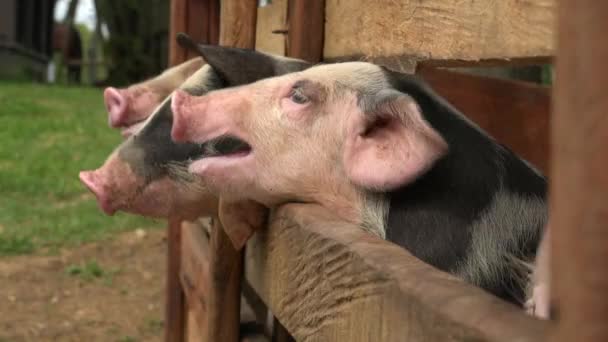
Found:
343,89 -> 448,191
218,199 -> 268,250
176,32 -> 310,85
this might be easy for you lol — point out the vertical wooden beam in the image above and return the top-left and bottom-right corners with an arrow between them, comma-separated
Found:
219,0 -> 258,47
169,0 -> 188,66
286,0 -> 325,63
170,0 -> 221,66
208,0 -> 221,45
165,218 -> 186,342
206,220 -> 243,342
200,3 -> 259,341
553,1 -> 608,341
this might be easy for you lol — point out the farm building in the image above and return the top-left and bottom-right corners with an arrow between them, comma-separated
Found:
0,0 -> 56,80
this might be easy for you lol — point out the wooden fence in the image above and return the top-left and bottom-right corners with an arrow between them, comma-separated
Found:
163,1 -> 608,341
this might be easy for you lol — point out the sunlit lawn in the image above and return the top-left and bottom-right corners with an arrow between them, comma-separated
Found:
0,81 -> 162,255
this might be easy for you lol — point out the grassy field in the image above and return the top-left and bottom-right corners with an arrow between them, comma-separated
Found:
0,81 -> 161,256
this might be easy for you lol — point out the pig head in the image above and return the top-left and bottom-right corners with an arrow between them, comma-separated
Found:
171,61 -> 548,307
105,57 -> 205,138
80,33 -> 310,222
171,62 -> 448,227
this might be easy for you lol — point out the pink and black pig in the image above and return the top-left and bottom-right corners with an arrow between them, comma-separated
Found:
104,56 -> 205,138
79,33 -> 310,222
170,62 -> 548,308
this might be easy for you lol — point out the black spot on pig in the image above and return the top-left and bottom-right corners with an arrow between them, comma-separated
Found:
382,68 -> 547,305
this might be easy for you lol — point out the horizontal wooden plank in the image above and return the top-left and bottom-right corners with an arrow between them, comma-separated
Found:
245,204 -> 548,341
324,0 -> 555,65
418,67 -> 550,173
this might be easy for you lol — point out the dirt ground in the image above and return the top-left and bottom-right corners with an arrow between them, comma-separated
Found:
0,228 -> 168,342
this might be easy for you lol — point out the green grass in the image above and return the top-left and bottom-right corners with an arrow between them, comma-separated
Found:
0,81 -> 162,256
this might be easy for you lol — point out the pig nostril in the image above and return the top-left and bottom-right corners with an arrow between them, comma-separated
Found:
79,171 -> 117,216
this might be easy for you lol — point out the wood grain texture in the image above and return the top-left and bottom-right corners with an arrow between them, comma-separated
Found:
286,0 -> 325,63
219,0 -> 258,48
206,220 -> 243,342
165,218 -> 186,342
180,221 -> 211,336
552,1 -> 608,341
255,0 -> 287,56
325,0 -> 555,65
418,67 -> 550,173
169,0 -> 220,65
169,0 -> 188,66
246,204 -> 548,342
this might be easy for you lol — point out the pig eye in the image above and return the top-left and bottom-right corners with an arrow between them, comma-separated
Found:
289,87 -> 309,104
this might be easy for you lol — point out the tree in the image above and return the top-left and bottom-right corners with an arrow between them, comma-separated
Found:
95,0 -> 169,86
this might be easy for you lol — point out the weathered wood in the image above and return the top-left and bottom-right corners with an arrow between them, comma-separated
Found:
186,309 -> 205,342
325,0 -> 555,66
219,0 -> 258,48
552,1 -> 608,341
169,0 -> 188,66
418,66 -> 550,173
170,0 -> 220,65
246,204 -> 548,341
165,218 -> 186,342
207,220 -> 243,342
256,0 -> 287,55
272,317 -> 295,342
180,221 -> 211,336
286,0 -> 325,63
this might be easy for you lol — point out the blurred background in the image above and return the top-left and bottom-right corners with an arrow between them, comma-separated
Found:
0,1 -> 170,341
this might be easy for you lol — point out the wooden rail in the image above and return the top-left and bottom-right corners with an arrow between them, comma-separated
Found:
245,204 -> 548,341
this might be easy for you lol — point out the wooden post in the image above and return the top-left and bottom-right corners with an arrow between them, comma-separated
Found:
170,0 -> 221,66
198,1 -> 259,341
286,0 -> 325,63
206,220 -> 244,341
169,0 -> 188,66
219,0 -> 258,48
165,218 -> 186,342
552,1 -> 608,341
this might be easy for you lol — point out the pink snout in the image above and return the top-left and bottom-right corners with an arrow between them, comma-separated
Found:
104,87 -> 128,128
171,89 -> 245,144
79,170 -> 118,215
171,90 -> 200,142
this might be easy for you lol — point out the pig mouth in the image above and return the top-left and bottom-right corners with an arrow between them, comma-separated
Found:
200,135 -> 252,158
120,119 -> 148,138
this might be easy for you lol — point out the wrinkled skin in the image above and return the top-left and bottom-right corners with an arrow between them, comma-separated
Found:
80,34 -> 310,224
104,57 -> 205,138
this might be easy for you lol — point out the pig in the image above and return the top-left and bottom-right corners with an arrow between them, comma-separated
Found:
79,33 -> 310,222
170,61 -> 548,307
104,56 -> 206,138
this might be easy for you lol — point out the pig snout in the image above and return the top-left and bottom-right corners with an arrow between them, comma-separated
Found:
104,87 -> 128,128
79,170 -> 119,215
171,89 -> 245,144
171,90 -> 202,142
79,154 -> 145,216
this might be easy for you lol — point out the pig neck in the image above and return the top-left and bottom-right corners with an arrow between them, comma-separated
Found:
274,168 -> 376,237
384,78 -> 547,304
